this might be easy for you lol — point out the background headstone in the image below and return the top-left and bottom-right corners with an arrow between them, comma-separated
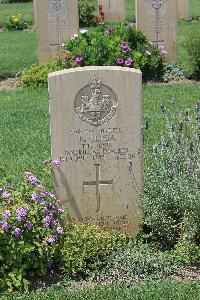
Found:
35,0 -> 79,64
178,0 -> 189,19
136,0 -> 178,62
49,66 -> 142,236
98,0 -> 125,23
33,0 -> 37,25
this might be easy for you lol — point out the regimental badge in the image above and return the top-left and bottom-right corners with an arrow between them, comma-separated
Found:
146,0 -> 165,10
75,76 -> 118,126
49,0 -> 63,16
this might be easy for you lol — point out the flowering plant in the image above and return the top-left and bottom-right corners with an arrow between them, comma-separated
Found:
79,0 -> 99,27
0,162 -> 66,292
5,14 -> 32,31
65,23 -> 165,81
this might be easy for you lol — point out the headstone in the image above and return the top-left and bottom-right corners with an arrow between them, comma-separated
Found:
178,0 -> 189,19
98,0 -> 125,23
136,0 -> 178,62
33,0 -> 37,25
35,0 -> 79,64
49,66 -> 142,236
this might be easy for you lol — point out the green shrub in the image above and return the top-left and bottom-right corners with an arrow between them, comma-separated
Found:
96,242 -> 177,284
142,100 -> 200,248
60,224 -> 127,277
180,31 -> 200,79
173,238 -> 200,266
162,63 -> 188,82
21,51 -> 77,88
4,14 -> 32,31
0,162 -> 67,292
21,62 -> 64,88
65,24 -> 165,81
79,0 -> 99,27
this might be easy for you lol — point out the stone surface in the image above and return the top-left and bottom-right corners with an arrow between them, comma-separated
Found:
49,66 -> 142,236
35,0 -> 79,64
178,0 -> 189,19
136,0 -> 178,62
98,0 -> 125,23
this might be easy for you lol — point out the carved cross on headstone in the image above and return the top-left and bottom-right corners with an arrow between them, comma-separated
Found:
152,31 -> 164,48
83,163 -> 113,212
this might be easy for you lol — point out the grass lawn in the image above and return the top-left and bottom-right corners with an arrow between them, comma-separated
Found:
0,83 -> 199,181
2,281 -> 200,300
0,2 -> 33,25
0,30 -> 38,78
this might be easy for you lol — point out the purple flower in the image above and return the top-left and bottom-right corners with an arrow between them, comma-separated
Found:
43,207 -> 49,215
3,211 -> 11,219
16,207 -> 28,222
75,56 -> 84,65
41,192 -> 47,198
26,221 -> 33,231
32,193 -> 39,201
48,193 -> 57,200
47,237 -> 56,245
162,50 -> 167,55
52,160 -> 61,166
0,187 -> 3,192
43,215 -> 52,227
38,200 -> 46,206
116,58 -> 124,65
2,191 -> 10,199
57,227 -> 64,234
124,58 -> 133,67
53,220 -> 60,226
1,221 -> 9,232
58,208 -> 64,215
6,183 -> 13,190
121,41 -> 127,50
14,228 -> 21,238
145,50 -> 152,56
43,159 -> 51,165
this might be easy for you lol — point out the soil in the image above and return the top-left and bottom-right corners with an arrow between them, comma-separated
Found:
0,77 -> 21,91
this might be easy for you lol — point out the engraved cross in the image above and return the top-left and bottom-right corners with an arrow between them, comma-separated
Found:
83,163 -> 113,212
152,31 -> 164,48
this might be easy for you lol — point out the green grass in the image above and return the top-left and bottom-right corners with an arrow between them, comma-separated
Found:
0,2 -> 33,24
0,30 -> 38,78
0,88 -> 50,181
2,282 -> 200,300
0,83 -> 199,181
190,0 -> 200,18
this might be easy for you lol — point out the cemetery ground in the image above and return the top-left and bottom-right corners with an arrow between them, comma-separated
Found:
0,0 -> 200,299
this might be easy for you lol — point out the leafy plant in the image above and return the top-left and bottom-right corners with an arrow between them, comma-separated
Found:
79,0 -> 99,27
0,161 -> 67,292
4,14 -> 32,31
59,224 -> 127,277
21,51 -> 77,88
142,99 -> 200,248
95,242 -> 177,284
180,31 -> 200,79
65,23 -> 165,81
162,63 -> 188,82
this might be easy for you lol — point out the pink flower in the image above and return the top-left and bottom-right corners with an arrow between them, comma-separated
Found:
116,58 -> 124,65
75,56 -> 84,65
2,191 -> 10,199
145,50 -> 152,56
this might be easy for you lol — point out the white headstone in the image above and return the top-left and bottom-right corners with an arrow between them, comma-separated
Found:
49,66 -> 143,236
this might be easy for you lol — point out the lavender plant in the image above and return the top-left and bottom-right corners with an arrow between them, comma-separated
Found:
143,99 -> 200,249
0,161 -> 66,292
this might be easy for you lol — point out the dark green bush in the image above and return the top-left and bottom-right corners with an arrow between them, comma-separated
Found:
59,224 -> 127,277
65,24 -> 165,81
95,243 -> 177,284
79,0 -> 99,27
180,31 -> 200,79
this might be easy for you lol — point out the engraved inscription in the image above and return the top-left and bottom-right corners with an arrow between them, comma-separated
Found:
75,76 -> 118,126
146,0 -> 166,10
